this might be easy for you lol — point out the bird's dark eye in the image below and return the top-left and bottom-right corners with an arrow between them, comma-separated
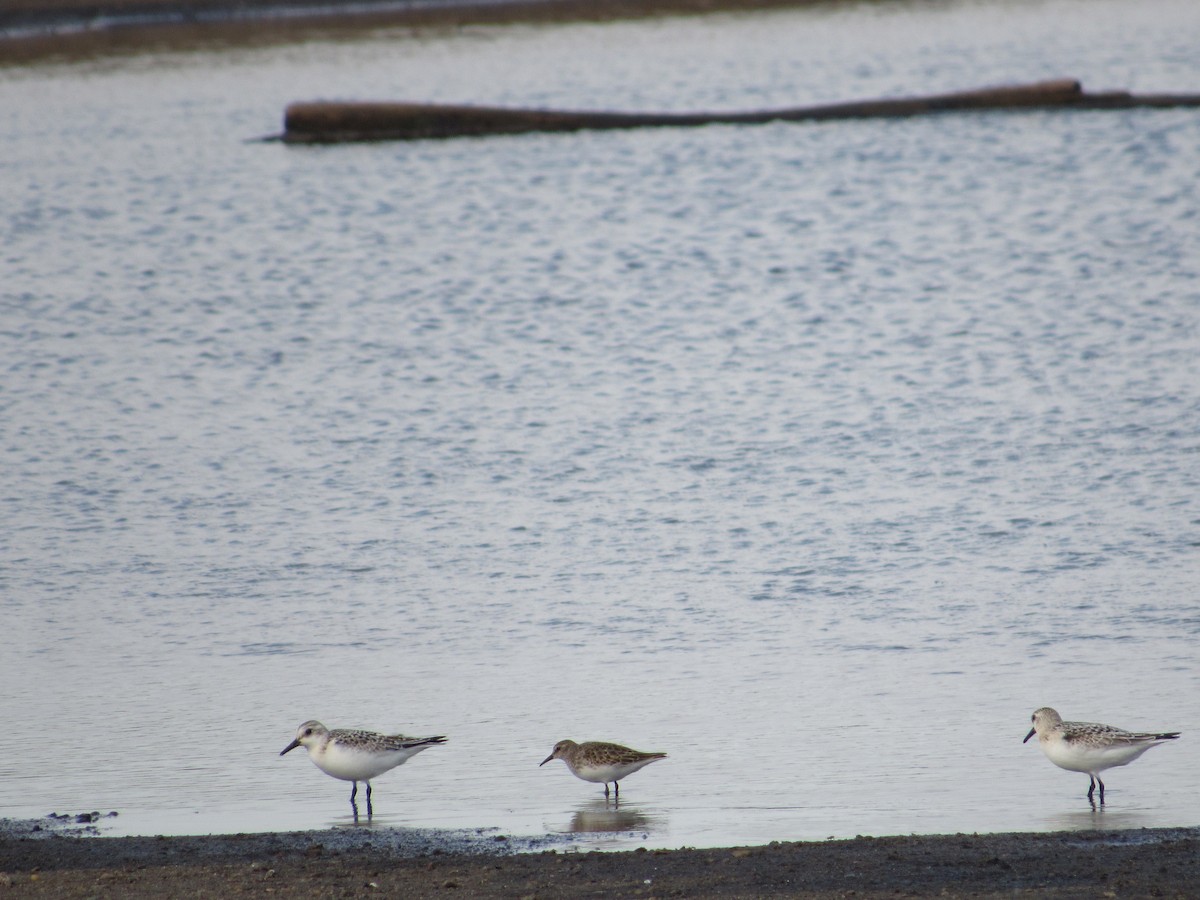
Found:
304,728 -> 313,736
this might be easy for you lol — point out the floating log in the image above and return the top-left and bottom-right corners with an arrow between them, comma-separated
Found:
280,79 -> 1200,144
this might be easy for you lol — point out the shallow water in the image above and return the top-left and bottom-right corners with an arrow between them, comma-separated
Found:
2,0 -> 1199,850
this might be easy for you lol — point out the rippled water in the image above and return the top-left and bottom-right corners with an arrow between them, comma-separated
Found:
2,0 -> 1199,850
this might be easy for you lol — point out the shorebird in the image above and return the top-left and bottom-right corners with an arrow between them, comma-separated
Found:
540,739 -> 666,798
280,720 -> 446,815
1023,707 -> 1179,804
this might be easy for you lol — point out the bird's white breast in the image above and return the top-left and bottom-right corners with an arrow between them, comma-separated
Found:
310,741 -> 428,781
571,757 -> 658,783
1041,734 -> 1154,774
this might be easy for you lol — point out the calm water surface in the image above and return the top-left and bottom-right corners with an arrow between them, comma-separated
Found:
2,0 -> 1199,850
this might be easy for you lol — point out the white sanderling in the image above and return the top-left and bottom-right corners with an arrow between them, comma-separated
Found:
540,739 -> 667,798
280,720 -> 446,814
1023,706 -> 1179,804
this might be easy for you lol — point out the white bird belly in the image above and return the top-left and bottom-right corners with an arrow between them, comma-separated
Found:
1044,738 -> 1152,774
311,744 -> 427,781
572,758 -> 656,784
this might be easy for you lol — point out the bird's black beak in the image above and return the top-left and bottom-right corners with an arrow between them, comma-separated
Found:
539,753 -> 554,766
280,739 -> 301,756
1023,727 -> 1036,744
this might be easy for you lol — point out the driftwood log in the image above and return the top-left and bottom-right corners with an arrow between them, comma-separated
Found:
281,79 -> 1200,143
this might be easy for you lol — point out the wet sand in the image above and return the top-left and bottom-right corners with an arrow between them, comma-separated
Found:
3,818 -> 1199,897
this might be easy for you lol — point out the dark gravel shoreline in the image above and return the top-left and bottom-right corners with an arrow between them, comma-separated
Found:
3,818 -> 1199,897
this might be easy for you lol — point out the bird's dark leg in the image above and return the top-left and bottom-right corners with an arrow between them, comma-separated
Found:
614,781 -> 620,797
1097,777 -> 1105,806
366,782 -> 374,817
1086,777 -> 1096,802
351,782 -> 358,803
603,783 -> 610,798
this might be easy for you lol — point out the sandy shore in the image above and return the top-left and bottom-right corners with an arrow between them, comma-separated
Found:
3,817 -> 1199,897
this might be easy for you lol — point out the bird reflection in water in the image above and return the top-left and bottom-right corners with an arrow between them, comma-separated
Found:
565,798 -> 665,835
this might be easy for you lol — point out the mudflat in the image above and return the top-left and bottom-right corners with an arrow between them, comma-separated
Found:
0,0 -> 836,65
2,822 -> 1198,897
